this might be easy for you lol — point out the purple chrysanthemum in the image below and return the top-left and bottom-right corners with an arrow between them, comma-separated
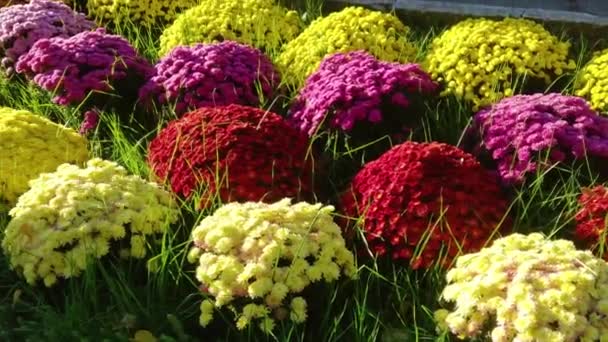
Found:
15,28 -> 153,106
466,93 -> 608,185
79,109 -> 100,135
0,0 -> 94,74
288,51 -> 437,136
139,41 -> 280,115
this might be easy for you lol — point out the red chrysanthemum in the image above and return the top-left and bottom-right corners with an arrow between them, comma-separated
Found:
575,185 -> 608,259
148,104 -> 315,208
340,141 -> 511,269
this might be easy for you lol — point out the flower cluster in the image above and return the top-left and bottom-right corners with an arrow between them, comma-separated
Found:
435,233 -> 608,341
425,18 -> 576,109
576,48 -> 608,114
140,41 -> 280,115
0,0 -> 94,74
341,141 -> 509,269
0,107 -> 89,206
188,199 -> 356,332
276,6 -> 417,88
289,51 -> 437,136
575,185 -> 608,259
158,0 -> 301,57
87,0 -> 197,27
147,104 -> 315,208
2,158 -> 179,287
466,93 -> 608,185
16,28 -> 154,106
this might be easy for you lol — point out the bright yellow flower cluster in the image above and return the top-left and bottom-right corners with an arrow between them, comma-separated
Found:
87,0 -> 197,26
276,6 -> 417,87
2,158 -> 179,287
158,0 -> 301,57
0,107 -> 89,206
188,198 -> 356,332
435,233 -> 608,341
425,18 -> 576,109
576,48 -> 608,114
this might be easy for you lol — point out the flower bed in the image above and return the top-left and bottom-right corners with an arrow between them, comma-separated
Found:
435,233 -> 608,341
0,107 -> 89,206
16,28 -> 153,107
276,6 -> 417,88
188,199 -> 355,332
158,0 -> 301,57
140,41 -> 279,115
2,158 -> 179,287
0,0 -> 94,74
465,93 -> 608,185
341,141 -> 510,269
425,18 -> 575,109
148,104 -> 316,208
289,51 -> 436,137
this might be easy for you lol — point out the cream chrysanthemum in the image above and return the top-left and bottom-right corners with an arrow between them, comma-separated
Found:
188,198 -> 356,332
435,233 -> 608,341
2,158 -> 179,286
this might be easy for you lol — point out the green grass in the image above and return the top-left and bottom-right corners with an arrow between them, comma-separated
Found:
0,2 -> 606,341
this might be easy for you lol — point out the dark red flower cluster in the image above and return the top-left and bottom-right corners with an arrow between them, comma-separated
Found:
148,104 -> 315,208
575,185 -> 608,259
340,141 -> 511,269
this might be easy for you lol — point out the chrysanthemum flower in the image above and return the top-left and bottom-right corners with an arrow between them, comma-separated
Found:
0,107 -> 89,206
15,28 -> 153,107
435,233 -> 608,341
87,0 -> 197,27
0,0 -> 94,74
2,158 -> 179,287
277,6 -> 417,87
576,48 -> 608,114
147,104 -> 315,208
140,41 -> 280,115
425,18 -> 575,109
575,185 -> 608,259
289,51 -> 437,136
188,199 -> 356,332
341,141 -> 510,269
158,0 -> 301,57
465,93 -> 608,185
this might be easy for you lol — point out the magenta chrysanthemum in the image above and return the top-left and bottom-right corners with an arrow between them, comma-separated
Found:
0,0 -> 94,74
466,93 -> 608,185
15,28 -> 153,106
140,41 -> 279,115
288,51 -> 437,136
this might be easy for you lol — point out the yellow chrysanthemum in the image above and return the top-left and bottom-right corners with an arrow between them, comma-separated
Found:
435,233 -> 608,341
276,6 -> 417,87
425,18 -> 576,110
0,107 -> 89,206
188,198 -> 356,332
87,0 -> 197,27
158,0 -> 301,57
576,48 -> 608,114
2,158 -> 179,287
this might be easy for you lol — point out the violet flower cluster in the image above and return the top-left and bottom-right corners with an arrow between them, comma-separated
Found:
467,93 -> 608,185
288,51 -> 437,136
140,41 -> 279,115
15,28 -> 153,106
0,0 -> 94,74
